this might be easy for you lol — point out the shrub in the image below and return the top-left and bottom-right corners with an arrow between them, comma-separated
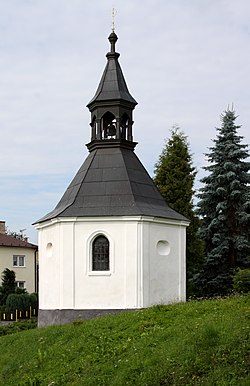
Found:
15,287 -> 27,295
5,293 -> 38,313
5,294 -> 23,313
0,319 -> 37,336
29,293 -> 38,309
233,269 -> 250,293
0,304 -> 6,313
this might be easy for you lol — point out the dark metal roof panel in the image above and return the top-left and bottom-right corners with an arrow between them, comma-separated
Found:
88,57 -> 137,107
35,147 -> 188,223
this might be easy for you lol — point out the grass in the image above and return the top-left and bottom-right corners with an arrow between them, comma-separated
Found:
0,294 -> 249,385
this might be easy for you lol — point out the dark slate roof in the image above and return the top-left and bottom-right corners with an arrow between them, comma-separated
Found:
35,146 -> 188,224
0,233 -> 38,249
87,32 -> 137,108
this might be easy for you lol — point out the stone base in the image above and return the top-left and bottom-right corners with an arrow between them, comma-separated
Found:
38,308 -> 133,327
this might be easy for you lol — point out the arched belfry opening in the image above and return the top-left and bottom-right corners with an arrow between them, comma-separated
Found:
121,113 -> 132,140
102,112 -> 116,139
90,115 -> 96,140
34,29 -> 189,327
90,111 -> 133,141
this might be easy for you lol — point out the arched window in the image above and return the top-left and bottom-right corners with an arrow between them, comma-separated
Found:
92,235 -> 110,271
102,111 -> 116,139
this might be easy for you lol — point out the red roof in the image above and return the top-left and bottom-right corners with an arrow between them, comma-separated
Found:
0,233 -> 38,249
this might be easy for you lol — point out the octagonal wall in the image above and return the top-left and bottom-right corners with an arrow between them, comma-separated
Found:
36,216 -> 188,312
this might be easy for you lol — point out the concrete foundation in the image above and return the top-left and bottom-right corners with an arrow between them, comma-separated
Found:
38,308 -> 132,327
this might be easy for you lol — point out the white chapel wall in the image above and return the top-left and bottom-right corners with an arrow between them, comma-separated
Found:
37,216 -> 187,312
141,220 -> 187,307
37,218 -> 142,310
38,223 -> 61,309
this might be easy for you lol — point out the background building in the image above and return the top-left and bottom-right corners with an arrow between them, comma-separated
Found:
0,221 -> 38,293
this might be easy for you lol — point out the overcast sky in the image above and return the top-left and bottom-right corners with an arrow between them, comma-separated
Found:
1,0 -> 249,243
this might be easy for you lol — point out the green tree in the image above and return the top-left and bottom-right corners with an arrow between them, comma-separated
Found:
196,109 -> 250,296
0,268 -> 16,305
154,126 -> 204,295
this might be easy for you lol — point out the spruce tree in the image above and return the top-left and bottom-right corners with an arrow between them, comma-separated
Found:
197,109 -> 250,296
154,127 -> 204,295
0,268 -> 16,305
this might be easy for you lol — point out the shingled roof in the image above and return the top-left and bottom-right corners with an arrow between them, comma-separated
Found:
0,233 -> 37,249
36,146 -> 187,223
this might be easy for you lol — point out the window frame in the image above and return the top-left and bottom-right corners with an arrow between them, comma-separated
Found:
87,232 -> 113,276
13,255 -> 26,267
92,235 -> 110,271
15,281 -> 26,289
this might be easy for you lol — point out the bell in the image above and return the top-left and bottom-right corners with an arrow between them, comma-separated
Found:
106,124 -> 116,137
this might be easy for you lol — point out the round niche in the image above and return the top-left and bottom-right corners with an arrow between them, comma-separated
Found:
157,240 -> 170,256
46,242 -> 53,258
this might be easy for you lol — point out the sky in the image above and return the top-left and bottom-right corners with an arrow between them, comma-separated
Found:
0,0 -> 250,244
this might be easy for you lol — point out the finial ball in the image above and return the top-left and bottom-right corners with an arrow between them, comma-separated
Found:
108,31 -> 118,53
108,31 -> 118,43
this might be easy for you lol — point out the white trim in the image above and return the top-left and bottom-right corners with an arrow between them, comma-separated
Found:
34,215 -> 190,230
88,271 -> 112,277
72,222 -> 75,309
136,221 -> 143,308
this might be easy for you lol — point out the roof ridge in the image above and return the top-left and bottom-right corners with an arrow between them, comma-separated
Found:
61,149 -> 97,212
90,61 -> 109,103
119,148 -> 137,205
34,151 -> 97,224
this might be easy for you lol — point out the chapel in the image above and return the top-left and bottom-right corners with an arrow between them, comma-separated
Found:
34,30 -> 189,327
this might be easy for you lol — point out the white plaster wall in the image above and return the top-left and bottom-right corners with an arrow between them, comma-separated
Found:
36,216 -> 187,311
38,223 -> 61,309
142,220 -> 187,307
74,219 -> 139,309
60,222 -> 75,309
36,217 -> 142,310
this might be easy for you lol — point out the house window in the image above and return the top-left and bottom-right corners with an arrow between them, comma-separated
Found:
13,255 -> 25,267
16,281 -> 25,289
92,235 -> 109,271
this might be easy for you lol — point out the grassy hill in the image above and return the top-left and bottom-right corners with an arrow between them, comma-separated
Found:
0,295 -> 249,386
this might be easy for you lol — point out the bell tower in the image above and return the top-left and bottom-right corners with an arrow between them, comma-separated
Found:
87,31 -> 137,151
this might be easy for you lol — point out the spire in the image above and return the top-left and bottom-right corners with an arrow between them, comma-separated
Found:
86,31 -> 137,150
87,32 -> 137,108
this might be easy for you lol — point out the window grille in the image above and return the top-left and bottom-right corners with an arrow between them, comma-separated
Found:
92,235 -> 109,271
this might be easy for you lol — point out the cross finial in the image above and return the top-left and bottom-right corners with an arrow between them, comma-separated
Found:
112,8 -> 117,32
